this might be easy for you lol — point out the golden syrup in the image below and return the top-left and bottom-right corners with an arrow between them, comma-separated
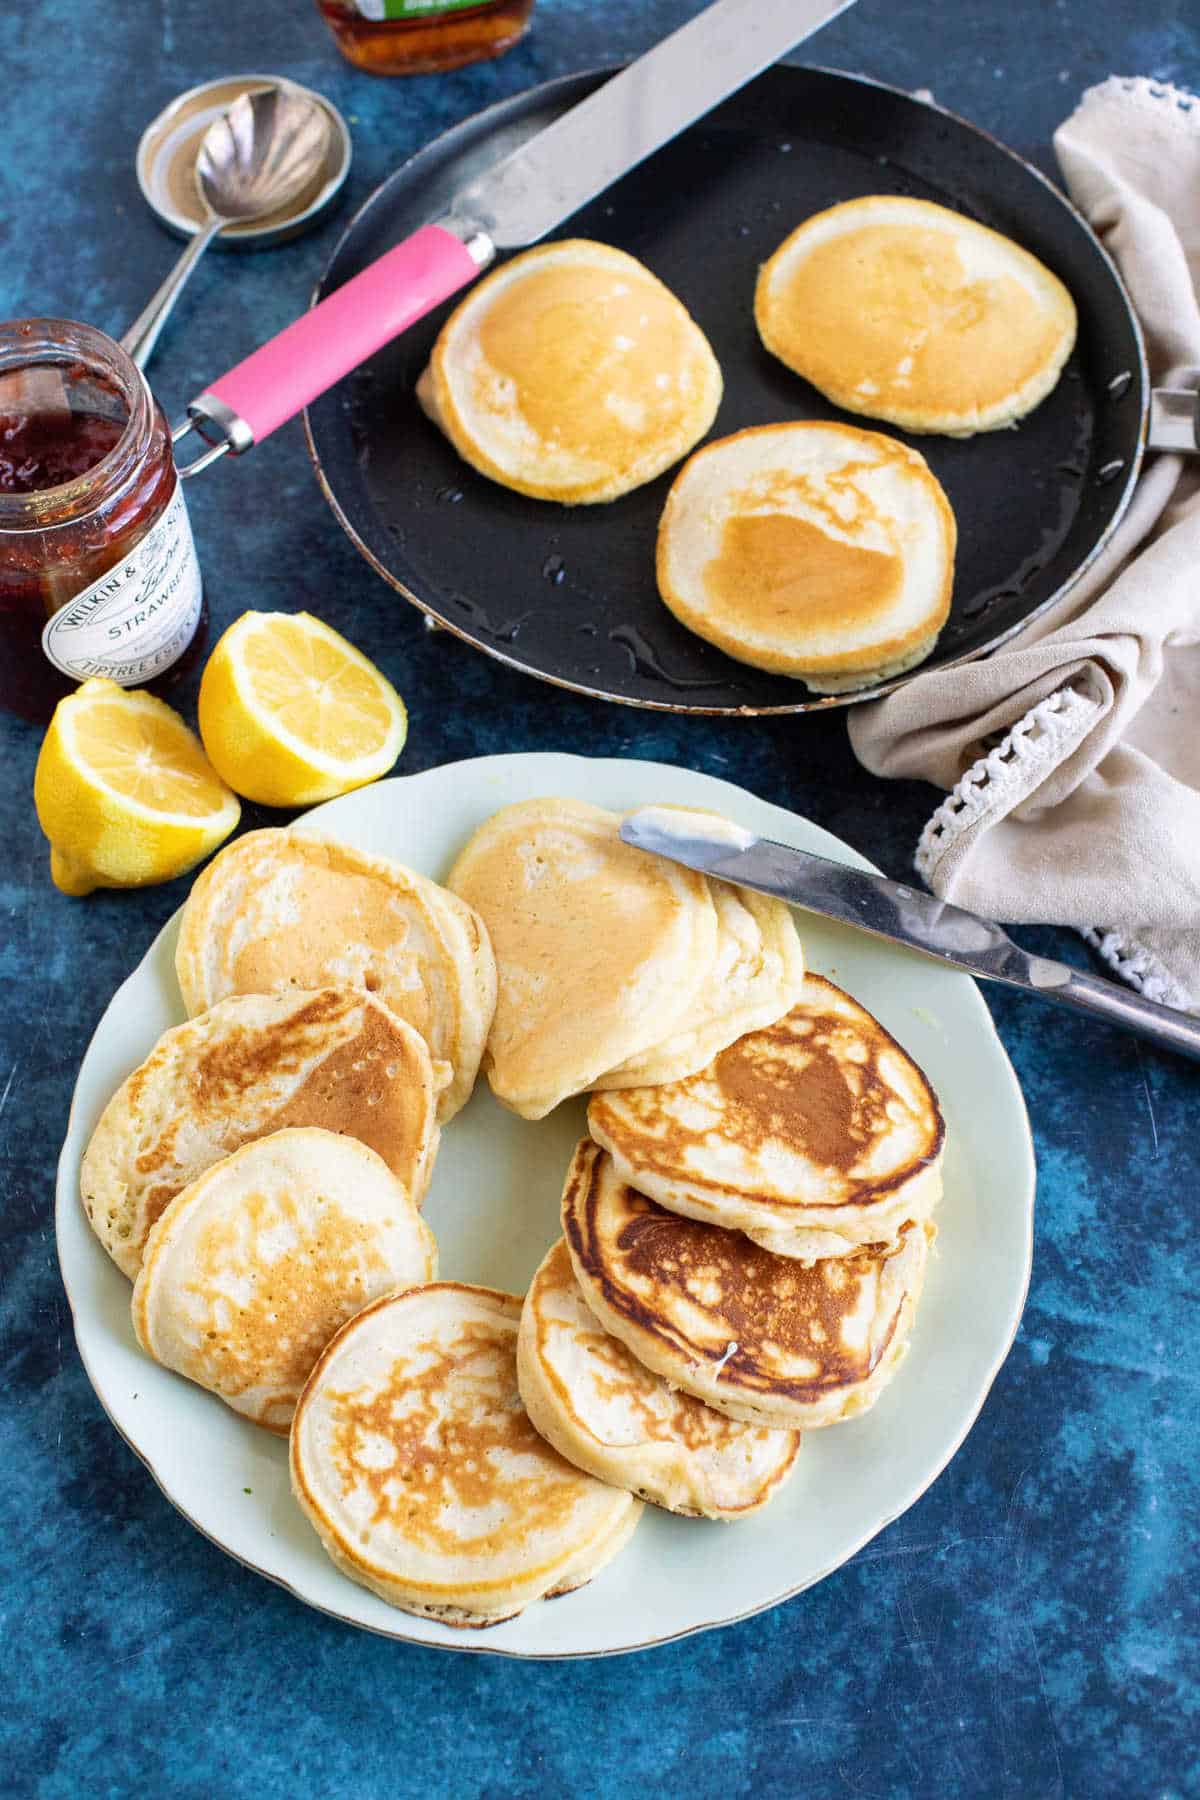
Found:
316,0 -> 533,75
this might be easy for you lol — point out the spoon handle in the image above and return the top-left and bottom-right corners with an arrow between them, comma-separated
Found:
121,217 -> 224,371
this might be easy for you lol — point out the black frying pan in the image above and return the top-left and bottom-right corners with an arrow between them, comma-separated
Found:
304,64 -> 1148,716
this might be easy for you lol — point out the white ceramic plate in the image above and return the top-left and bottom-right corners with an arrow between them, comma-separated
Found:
56,753 -> 1034,1659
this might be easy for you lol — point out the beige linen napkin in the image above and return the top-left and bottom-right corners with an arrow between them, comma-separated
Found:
848,77 -> 1200,1010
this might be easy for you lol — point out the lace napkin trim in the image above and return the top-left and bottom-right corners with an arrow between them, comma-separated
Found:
915,685 -> 1099,876
1098,75 -> 1200,130
1077,928 -> 1195,1009
915,685 -> 1197,1012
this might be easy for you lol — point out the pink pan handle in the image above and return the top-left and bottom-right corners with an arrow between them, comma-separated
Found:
199,224 -> 485,447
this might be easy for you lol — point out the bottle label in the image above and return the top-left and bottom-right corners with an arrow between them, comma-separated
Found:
352,0 -> 498,17
41,479 -> 203,686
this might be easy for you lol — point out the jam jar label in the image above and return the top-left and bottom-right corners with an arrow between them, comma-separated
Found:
41,480 -> 203,686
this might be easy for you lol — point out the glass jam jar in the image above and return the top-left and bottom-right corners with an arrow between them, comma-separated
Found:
0,319 -> 206,721
315,0 -> 533,76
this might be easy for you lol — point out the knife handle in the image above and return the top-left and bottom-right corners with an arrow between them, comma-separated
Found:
1035,963 -> 1200,1062
184,225 -> 491,454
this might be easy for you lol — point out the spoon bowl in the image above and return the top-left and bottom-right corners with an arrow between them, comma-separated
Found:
197,86 -> 333,222
122,83 -> 333,369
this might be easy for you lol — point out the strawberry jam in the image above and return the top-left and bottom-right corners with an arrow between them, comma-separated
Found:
0,320 -> 205,720
0,400 -> 124,495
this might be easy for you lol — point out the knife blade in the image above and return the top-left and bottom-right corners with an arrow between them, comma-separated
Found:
179,0 -> 858,458
619,808 -> 1200,1062
441,0 -> 858,250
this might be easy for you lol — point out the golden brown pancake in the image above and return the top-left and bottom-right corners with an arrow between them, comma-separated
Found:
132,1127 -> 438,1434
656,422 -> 955,690
562,1139 -> 932,1429
82,986 -> 442,1279
290,1282 -> 641,1625
446,797 -> 719,1118
755,195 -> 1077,435
589,973 -> 944,1262
174,829 -> 496,1121
418,239 -> 722,504
518,1239 -> 801,1518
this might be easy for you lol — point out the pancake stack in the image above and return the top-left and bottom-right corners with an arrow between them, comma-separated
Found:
573,965 -> 944,1427
514,1010 -> 940,1509
176,828 -> 497,1121
515,955 -> 944,1512
447,797 -> 805,1118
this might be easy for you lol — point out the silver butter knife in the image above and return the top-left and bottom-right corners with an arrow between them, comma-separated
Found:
176,0 -> 860,468
440,0 -> 859,253
620,808 -> 1200,1063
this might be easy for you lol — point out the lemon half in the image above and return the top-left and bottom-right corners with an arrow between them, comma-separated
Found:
35,678 -> 241,896
198,611 -> 407,808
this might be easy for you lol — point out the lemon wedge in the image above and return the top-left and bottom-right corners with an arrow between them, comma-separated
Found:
35,678 -> 241,896
198,611 -> 408,808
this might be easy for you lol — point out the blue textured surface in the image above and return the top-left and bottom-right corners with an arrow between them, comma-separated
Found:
2,2 -> 1198,1795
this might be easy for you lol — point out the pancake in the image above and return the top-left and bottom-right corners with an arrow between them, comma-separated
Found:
446,797 -> 719,1119
82,987 -> 442,1280
595,851 -> 805,1090
562,1140 -> 932,1430
656,422 -> 956,691
174,829 -> 496,1121
518,1239 -> 801,1518
589,973 -> 944,1263
755,195 -> 1077,436
417,238 -> 722,504
132,1127 -> 437,1434
291,1282 -> 641,1626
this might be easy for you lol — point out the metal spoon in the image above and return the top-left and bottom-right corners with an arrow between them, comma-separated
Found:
121,85 -> 332,370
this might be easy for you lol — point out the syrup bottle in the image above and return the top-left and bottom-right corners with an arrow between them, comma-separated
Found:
316,0 -> 534,75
